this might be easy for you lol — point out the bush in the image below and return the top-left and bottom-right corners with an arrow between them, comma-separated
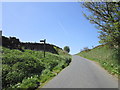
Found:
17,76 -> 39,88
2,47 -> 71,89
64,46 -> 70,53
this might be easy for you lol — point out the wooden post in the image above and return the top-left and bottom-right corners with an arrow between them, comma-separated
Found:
40,39 -> 46,58
44,39 -> 46,58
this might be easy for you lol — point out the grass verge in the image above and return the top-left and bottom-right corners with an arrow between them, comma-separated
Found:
77,45 -> 119,77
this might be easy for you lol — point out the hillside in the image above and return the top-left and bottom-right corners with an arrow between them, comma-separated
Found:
2,46 -> 71,89
77,45 -> 119,77
2,36 -> 63,54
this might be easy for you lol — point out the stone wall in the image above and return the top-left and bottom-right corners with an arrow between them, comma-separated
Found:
2,36 -> 62,54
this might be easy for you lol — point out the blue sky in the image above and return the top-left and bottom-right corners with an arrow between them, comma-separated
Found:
2,2 -> 100,54
0,2 -> 2,30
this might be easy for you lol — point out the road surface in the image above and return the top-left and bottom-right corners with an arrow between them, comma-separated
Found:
43,55 -> 118,88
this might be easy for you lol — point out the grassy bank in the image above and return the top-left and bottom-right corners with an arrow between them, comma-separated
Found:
2,47 -> 71,89
77,45 -> 119,77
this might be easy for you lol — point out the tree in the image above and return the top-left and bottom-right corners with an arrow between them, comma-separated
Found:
64,46 -> 70,53
81,2 -> 120,49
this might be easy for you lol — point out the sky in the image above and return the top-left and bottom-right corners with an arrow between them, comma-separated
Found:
2,2 -> 101,54
0,2 -> 2,30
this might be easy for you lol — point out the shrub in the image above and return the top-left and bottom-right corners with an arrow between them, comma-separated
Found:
2,47 -> 71,89
17,76 -> 39,89
64,46 -> 70,53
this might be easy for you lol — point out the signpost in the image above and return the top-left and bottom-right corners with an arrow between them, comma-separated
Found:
40,39 -> 46,58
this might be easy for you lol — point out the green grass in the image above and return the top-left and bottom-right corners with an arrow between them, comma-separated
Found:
77,45 -> 119,77
1,46 -> 71,89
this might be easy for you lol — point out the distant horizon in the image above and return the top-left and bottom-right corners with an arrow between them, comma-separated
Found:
2,2 -> 101,54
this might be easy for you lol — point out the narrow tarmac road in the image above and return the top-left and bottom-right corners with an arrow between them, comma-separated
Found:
43,55 -> 118,88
